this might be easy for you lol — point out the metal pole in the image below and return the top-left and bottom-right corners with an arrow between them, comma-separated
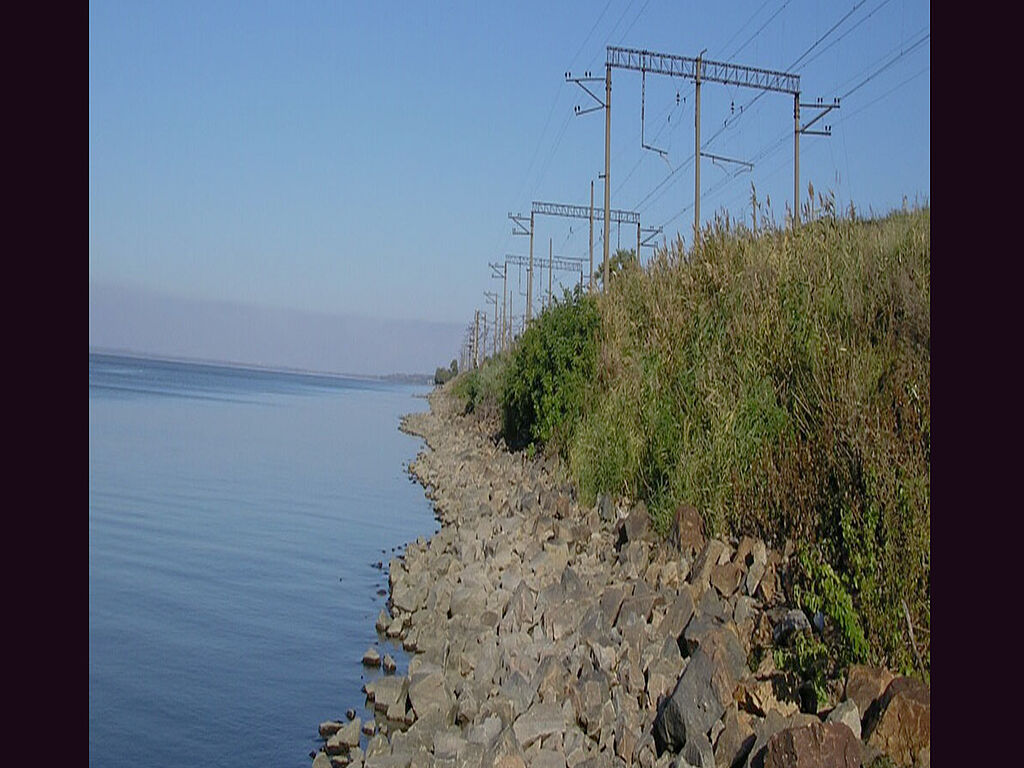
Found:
694,52 -> 702,249
474,310 -> 479,368
603,63 -> 611,291
493,298 -> 498,355
794,93 -> 800,229
636,221 -> 640,266
548,238 -> 553,308
527,212 -> 534,324
589,180 -> 594,293
502,263 -> 507,352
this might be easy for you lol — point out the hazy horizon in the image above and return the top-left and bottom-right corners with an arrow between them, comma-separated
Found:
89,281 -> 464,377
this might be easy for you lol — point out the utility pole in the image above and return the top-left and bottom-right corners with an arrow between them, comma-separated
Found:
508,212 -> 533,324
694,49 -> 703,247
589,180 -> 595,293
473,310 -> 479,369
548,238 -> 553,308
603,63 -> 611,290
796,96 -> 840,226
484,291 -> 499,356
490,261 -> 507,353
528,212 -> 535,322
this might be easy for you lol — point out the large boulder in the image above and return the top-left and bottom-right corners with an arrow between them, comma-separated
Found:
844,665 -> 894,721
762,721 -> 862,768
863,676 -> 930,766
653,625 -> 747,755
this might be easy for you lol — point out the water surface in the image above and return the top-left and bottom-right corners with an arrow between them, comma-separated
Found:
89,352 -> 438,768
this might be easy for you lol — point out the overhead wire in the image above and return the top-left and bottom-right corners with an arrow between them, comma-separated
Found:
653,18 -> 929,232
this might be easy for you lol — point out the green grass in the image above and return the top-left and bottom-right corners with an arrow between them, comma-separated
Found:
491,200 -> 930,674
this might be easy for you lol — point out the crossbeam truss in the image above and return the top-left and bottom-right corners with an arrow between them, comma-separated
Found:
607,46 -> 800,95
505,253 -> 584,273
532,200 -> 638,225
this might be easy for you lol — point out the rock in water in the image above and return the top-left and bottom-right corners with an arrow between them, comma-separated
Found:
382,653 -> 397,674
362,646 -> 381,667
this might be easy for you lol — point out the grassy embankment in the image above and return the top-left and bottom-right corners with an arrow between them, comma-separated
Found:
451,201 -> 930,688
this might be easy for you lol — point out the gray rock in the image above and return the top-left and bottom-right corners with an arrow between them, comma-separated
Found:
366,675 -> 408,711
680,729 -> 714,768
615,594 -> 655,629
408,671 -> 453,722
468,715 -> 504,749
653,626 -> 747,754
743,542 -> 767,597
328,718 -> 361,752
657,589 -> 695,643
320,721 -> 344,738
597,495 -> 615,524
313,751 -> 333,768
362,647 -> 381,667
825,699 -> 861,740
514,701 -> 566,748
433,729 -> 467,760
772,609 -> 811,645
383,654 -> 397,674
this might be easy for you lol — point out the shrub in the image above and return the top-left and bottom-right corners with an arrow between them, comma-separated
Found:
501,286 -> 601,451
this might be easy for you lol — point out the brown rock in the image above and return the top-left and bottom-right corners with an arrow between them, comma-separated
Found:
713,706 -> 756,768
710,561 -> 744,597
669,503 -> 705,555
657,588 -> 695,643
763,721 -> 862,768
844,665 -> 894,720
863,677 -> 930,767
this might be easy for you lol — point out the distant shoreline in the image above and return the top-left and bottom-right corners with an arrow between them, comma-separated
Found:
88,347 -> 434,385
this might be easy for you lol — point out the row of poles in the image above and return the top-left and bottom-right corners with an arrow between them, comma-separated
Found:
461,45 -> 839,371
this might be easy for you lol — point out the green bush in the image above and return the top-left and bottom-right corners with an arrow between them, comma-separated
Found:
572,205 -> 928,672
450,353 -> 508,415
501,286 -> 601,451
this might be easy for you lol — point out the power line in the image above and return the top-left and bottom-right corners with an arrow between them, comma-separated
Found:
798,0 -> 897,71
656,29 -> 929,232
619,0 -> 654,43
714,0 -> 772,59
729,1 -> 792,61
839,30 -> 929,100
630,2 -> 883,220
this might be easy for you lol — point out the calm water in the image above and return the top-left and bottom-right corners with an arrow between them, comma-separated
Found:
89,352 -> 439,768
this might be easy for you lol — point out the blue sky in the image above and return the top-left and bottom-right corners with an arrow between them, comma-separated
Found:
89,0 -> 929,372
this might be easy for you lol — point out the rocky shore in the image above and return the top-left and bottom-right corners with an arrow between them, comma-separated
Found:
313,389 -> 930,768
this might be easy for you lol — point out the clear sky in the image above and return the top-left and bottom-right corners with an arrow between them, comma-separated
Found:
89,0 -> 929,373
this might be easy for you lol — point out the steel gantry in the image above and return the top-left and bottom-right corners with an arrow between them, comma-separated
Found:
569,45 -> 837,247
510,199 -> 661,303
